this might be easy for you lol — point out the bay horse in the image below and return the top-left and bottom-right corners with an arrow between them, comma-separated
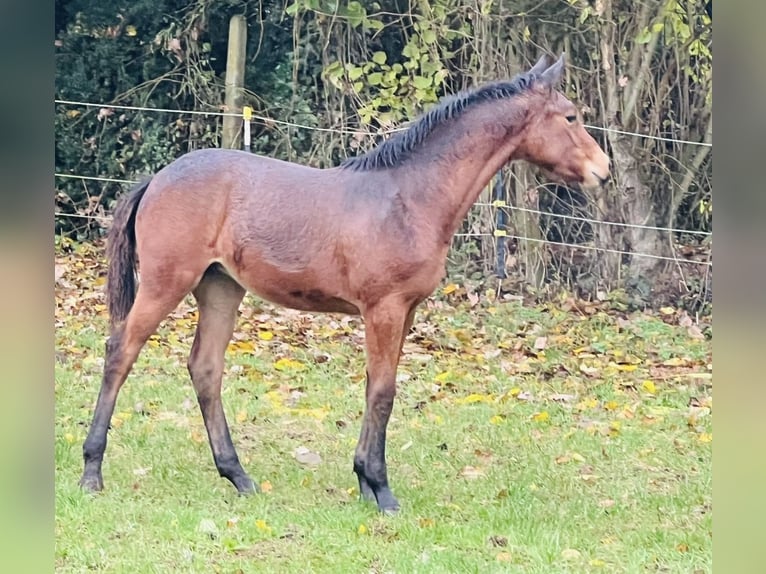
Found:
79,54 -> 609,513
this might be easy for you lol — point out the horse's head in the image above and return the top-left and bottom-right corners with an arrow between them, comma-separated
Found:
515,54 -> 610,189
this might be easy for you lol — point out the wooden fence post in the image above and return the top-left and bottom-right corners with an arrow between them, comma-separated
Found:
222,14 -> 247,149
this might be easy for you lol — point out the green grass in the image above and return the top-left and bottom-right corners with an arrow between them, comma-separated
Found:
55,246 -> 712,573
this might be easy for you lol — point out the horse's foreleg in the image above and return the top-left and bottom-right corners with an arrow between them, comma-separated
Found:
188,269 -> 254,494
80,286 -> 185,492
355,300 -> 416,513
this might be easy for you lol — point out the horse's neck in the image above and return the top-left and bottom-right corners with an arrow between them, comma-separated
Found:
401,116 -> 523,243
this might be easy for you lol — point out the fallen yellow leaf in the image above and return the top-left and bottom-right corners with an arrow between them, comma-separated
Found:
455,393 -> 494,405
532,411 -> 550,423
231,341 -> 255,353
110,411 -> 132,428
274,357 -> 305,371
441,283 -> 458,295
576,397 -> 599,410
255,519 -> 271,533
698,433 -> 712,443
452,329 -> 472,343
642,380 -> 657,395
264,390 -> 285,409
260,480 -> 273,493
496,552 -> 513,562
357,524 -> 368,534
489,414 -> 505,425
589,558 -> 606,567
258,331 -> 274,341
615,363 -> 637,372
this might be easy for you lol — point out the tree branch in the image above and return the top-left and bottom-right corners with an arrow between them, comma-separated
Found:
623,0 -> 672,124
671,112 -> 713,217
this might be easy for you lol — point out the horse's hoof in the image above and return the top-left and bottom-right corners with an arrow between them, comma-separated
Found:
234,476 -> 258,495
79,474 -> 104,493
378,503 -> 401,515
374,489 -> 400,514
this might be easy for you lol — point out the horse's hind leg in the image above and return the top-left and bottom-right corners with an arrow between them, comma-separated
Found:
188,267 -> 255,494
80,283 -> 189,492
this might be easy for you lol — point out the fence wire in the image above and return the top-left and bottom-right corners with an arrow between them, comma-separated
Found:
54,99 -> 713,147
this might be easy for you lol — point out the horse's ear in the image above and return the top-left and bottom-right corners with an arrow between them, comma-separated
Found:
539,53 -> 566,88
529,54 -> 551,76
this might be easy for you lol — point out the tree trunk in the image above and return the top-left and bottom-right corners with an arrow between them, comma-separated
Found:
511,167 -> 546,290
595,0 -> 673,299
610,136 -> 670,291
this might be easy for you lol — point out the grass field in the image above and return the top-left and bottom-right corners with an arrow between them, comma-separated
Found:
55,241 -> 712,573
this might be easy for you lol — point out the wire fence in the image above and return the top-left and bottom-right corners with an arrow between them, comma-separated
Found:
54,98 -> 712,269
54,99 -> 714,147
472,202 -> 711,237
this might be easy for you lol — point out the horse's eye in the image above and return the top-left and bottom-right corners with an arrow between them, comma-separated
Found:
565,115 -> 577,124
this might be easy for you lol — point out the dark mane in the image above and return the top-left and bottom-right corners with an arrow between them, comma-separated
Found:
341,70 -> 538,171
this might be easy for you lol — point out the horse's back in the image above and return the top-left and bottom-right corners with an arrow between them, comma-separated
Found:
137,148 -> 331,216
131,149 -> 350,286
153,148 -> 323,190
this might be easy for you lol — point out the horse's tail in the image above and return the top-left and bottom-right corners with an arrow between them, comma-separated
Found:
106,177 -> 152,326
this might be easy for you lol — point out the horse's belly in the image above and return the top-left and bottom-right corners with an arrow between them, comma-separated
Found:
259,288 -> 361,315
220,263 -> 360,315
